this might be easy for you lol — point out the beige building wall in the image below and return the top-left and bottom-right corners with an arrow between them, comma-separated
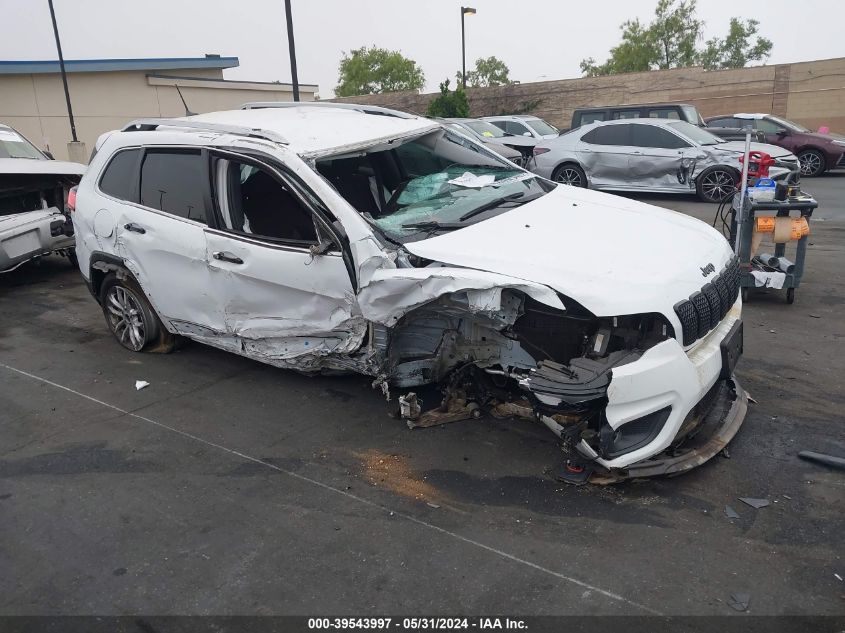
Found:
330,56 -> 845,134
0,68 -> 316,161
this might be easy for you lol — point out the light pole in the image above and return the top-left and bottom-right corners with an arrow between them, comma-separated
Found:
47,0 -> 77,142
283,0 -> 300,101
460,6 -> 476,89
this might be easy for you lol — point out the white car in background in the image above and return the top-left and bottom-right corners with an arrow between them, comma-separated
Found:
0,124 -> 84,271
482,115 -> 560,140
71,102 -> 746,482
531,118 -> 800,202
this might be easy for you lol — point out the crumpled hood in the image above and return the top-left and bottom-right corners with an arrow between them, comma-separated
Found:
0,158 -> 86,177
403,185 -> 734,319
712,141 -> 795,159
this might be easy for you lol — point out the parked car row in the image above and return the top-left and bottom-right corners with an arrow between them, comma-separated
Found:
530,118 -> 800,202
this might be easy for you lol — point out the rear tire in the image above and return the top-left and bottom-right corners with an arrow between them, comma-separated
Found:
551,163 -> 587,188
100,273 -> 175,353
797,149 -> 825,177
696,166 -> 738,203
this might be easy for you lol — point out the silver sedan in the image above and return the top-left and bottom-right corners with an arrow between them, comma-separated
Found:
531,119 -> 800,202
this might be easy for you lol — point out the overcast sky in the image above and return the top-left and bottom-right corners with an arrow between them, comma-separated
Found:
2,0 -> 843,97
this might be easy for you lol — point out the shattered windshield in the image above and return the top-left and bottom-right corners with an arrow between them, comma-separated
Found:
0,128 -> 46,160
316,129 -> 554,243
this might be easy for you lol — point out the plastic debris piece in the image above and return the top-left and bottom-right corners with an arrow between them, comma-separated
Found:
426,502 -> 440,509
798,451 -> 845,470
728,593 -> 751,612
739,497 -> 770,509
135,380 -> 150,391
725,505 -> 740,519
835,573 -> 843,582
747,395 -> 758,404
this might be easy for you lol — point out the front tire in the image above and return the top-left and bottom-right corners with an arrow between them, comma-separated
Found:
100,273 -> 174,353
797,149 -> 825,177
696,166 -> 738,203
552,163 -> 587,188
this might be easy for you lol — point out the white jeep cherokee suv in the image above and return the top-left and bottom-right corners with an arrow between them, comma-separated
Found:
72,103 -> 746,482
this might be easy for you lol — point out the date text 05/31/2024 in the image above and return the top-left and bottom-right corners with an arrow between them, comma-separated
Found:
307,618 -> 528,630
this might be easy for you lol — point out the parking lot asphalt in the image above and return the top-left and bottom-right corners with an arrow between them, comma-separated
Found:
1,174 -> 843,617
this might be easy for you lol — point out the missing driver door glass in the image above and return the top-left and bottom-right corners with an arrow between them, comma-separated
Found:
199,154 -> 359,357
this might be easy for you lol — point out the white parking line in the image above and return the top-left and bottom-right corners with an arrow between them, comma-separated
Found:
2,362 -> 662,615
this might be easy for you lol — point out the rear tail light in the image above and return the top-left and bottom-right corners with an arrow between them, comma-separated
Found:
533,147 -> 551,156
66,186 -> 77,213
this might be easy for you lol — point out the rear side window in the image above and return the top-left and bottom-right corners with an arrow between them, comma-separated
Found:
505,121 -> 531,135
631,125 -> 690,149
581,124 -> 632,146
612,110 -> 641,120
99,149 -> 141,202
139,150 -> 208,224
576,112 -> 606,127
647,108 -> 681,120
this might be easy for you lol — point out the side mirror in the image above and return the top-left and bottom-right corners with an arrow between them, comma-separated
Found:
777,129 -> 788,137
309,237 -> 336,257
522,131 -> 532,137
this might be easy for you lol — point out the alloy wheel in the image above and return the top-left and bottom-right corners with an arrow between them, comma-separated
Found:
554,167 -> 584,187
701,169 -> 735,202
105,286 -> 147,351
799,152 -> 822,176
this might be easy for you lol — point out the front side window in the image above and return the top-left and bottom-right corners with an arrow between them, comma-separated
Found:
506,121 -> 531,136
666,121 -> 723,146
316,129 -> 553,244
215,158 -> 318,244
99,149 -> 141,202
755,119 -> 786,134
581,124 -> 632,146
631,125 -> 690,149
139,150 -> 209,223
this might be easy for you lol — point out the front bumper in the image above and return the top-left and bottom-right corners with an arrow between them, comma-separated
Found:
591,300 -> 744,472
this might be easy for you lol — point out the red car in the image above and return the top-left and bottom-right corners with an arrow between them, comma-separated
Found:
705,114 -> 845,177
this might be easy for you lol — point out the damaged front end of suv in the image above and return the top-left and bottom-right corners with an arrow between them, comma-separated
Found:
368,274 -> 745,484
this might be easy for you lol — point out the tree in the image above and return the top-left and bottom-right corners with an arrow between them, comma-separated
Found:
580,0 -> 772,77
335,46 -> 425,97
650,0 -> 702,69
456,56 -> 512,88
699,18 -> 773,69
580,19 -> 658,76
425,79 -> 470,118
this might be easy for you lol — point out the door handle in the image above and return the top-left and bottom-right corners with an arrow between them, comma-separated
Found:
213,251 -> 244,264
631,150 -> 643,155
123,222 -> 146,234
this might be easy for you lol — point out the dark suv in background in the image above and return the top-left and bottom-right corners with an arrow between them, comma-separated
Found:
705,114 -> 845,176
570,103 -> 705,130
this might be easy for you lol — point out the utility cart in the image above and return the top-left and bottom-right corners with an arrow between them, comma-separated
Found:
730,196 -> 817,304
724,113 -> 817,305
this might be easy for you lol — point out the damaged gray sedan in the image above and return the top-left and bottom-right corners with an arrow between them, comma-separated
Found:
72,103 -> 747,483
532,118 -> 799,202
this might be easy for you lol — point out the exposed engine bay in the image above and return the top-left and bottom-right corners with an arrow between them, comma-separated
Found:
374,287 -> 691,482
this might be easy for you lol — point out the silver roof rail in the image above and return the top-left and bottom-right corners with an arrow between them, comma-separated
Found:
240,101 -> 417,120
121,118 -> 288,144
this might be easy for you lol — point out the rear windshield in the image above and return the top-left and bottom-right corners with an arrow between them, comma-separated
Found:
463,120 -> 508,138
525,118 -> 558,136
667,121 -> 722,145
0,128 -> 45,160
315,129 -> 553,244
